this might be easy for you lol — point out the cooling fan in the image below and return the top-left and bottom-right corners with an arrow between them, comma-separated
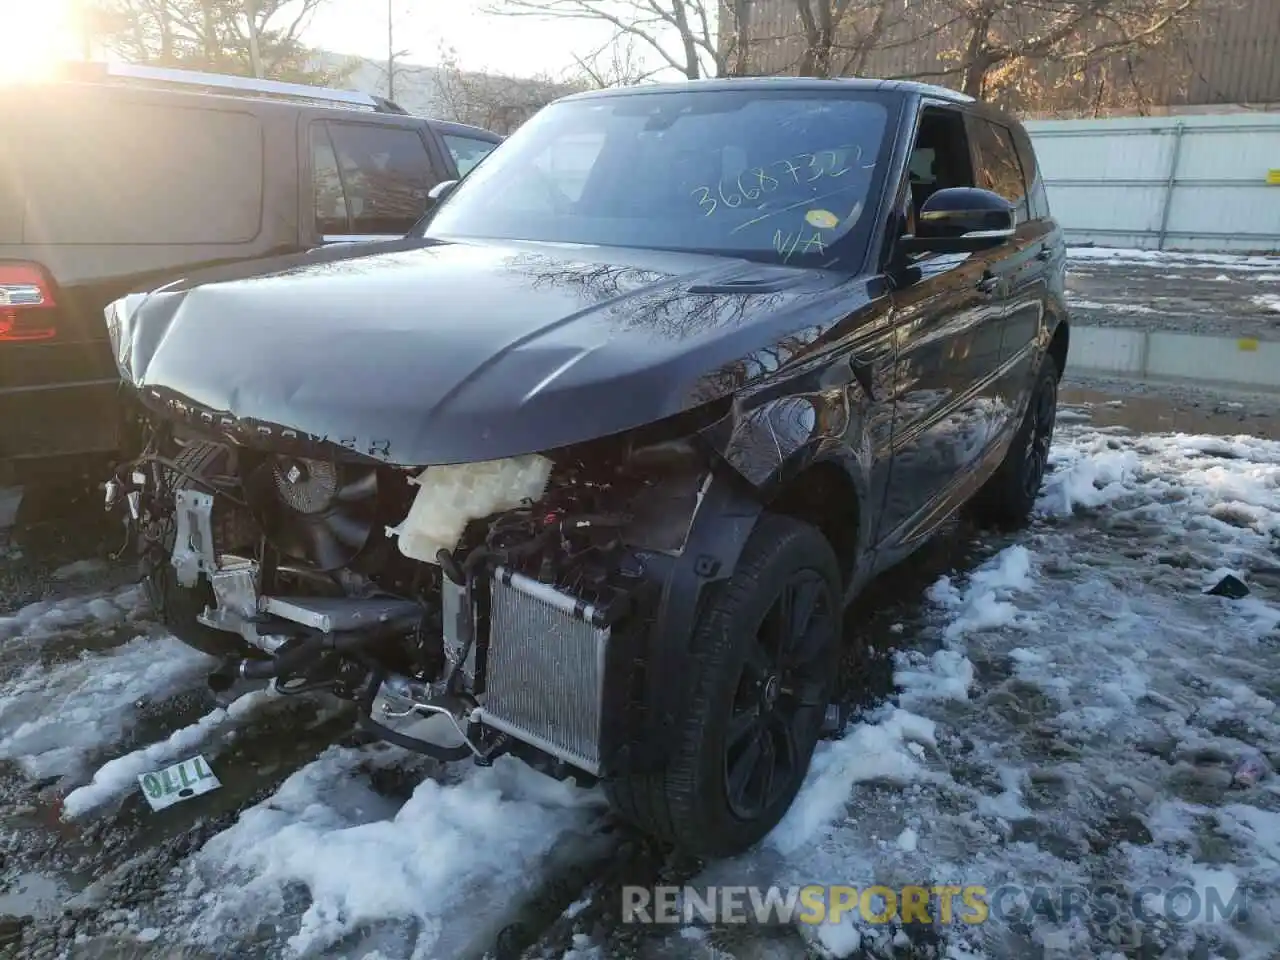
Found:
245,455 -> 382,571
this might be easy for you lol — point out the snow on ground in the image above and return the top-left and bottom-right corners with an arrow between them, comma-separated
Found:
1068,247 -> 1279,272
7,401 -> 1280,959
1065,296 -> 1158,316
0,631 -> 214,784
0,582 -> 149,646
59,687 -> 274,817
1252,294 -> 1280,314
645,420 -> 1280,959
115,747 -> 611,958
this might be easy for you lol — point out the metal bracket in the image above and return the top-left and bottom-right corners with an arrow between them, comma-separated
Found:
171,490 -> 216,588
373,675 -> 487,760
196,558 -> 293,655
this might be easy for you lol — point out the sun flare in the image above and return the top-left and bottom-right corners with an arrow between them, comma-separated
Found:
0,0 -> 78,82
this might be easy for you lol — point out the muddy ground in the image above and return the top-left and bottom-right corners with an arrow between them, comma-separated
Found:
1064,248 -> 1279,341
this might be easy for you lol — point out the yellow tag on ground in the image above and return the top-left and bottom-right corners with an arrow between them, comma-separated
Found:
1238,338 -> 1259,352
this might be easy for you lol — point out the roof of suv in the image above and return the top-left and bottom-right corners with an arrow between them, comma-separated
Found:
556,76 -> 977,106
22,63 -> 511,148
33,61 -> 417,120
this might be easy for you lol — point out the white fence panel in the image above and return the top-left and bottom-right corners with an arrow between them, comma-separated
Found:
1024,113 -> 1280,253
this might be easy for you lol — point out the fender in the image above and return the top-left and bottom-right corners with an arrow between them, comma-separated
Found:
615,465 -> 763,774
772,438 -> 876,571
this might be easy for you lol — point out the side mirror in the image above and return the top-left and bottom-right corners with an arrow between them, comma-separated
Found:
896,187 -> 1015,257
428,179 -> 458,204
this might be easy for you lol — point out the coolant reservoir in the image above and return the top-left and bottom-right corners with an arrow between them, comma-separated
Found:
386,455 -> 554,563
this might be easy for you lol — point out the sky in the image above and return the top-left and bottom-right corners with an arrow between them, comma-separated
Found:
304,0 -> 624,79
0,0 -> 665,82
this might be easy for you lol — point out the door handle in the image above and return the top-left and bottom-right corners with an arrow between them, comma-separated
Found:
976,273 -> 1000,294
819,354 -> 876,400
849,355 -> 875,401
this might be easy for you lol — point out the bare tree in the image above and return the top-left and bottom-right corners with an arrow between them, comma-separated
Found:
486,0 -> 724,79
791,0 -> 903,77
569,35 -> 659,87
433,45 -> 577,134
887,0 -> 1203,101
720,0 -> 755,75
88,0 -> 347,84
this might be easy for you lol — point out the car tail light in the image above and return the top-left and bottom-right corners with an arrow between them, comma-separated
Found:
0,263 -> 58,342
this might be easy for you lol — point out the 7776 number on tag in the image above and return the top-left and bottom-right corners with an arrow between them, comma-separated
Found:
137,755 -> 222,812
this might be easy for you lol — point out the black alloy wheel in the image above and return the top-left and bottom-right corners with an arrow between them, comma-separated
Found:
724,568 -> 836,820
1021,369 -> 1058,501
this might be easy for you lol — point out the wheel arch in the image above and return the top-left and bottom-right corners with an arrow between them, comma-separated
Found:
763,454 -> 864,590
1047,316 -> 1069,380
620,441 -> 868,776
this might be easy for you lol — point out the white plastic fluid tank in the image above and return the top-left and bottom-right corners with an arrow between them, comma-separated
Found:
386,454 -> 554,563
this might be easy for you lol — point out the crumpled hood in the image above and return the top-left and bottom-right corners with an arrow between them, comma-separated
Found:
111,237 -> 861,465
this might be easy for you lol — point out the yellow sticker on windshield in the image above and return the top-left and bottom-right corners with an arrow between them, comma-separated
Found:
806,209 -> 839,230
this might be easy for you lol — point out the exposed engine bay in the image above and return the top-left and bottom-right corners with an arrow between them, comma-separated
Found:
104,414 -> 719,781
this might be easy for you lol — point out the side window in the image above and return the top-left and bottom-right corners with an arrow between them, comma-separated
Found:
325,123 -> 441,236
902,107 -> 975,234
1012,127 -> 1051,221
443,134 -> 498,177
310,124 -> 349,235
970,118 -> 1029,223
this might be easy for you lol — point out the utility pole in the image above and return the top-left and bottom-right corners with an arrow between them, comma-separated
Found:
76,0 -> 93,59
387,0 -> 396,100
386,1 -> 411,103
247,0 -> 264,78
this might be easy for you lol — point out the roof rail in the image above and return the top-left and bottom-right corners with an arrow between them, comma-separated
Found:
76,62 -> 407,114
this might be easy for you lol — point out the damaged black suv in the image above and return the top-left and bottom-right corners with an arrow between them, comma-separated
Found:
102,78 -> 1068,857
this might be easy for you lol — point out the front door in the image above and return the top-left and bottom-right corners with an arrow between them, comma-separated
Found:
877,104 -> 1012,550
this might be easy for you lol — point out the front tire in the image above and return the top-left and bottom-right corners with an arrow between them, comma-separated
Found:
606,514 -> 842,858
971,354 -> 1059,529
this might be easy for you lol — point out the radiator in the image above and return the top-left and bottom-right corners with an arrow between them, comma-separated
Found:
480,565 -> 612,775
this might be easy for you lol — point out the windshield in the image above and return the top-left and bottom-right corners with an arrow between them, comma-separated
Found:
422,87 -> 897,267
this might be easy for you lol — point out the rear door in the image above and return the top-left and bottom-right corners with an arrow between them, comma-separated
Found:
967,114 -> 1048,415
303,118 -> 448,246
1011,121 -> 1066,363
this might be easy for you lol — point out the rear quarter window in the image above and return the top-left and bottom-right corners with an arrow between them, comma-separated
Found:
443,134 -> 498,177
19,99 -> 264,245
970,117 -> 1030,223
1012,127 -> 1051,221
